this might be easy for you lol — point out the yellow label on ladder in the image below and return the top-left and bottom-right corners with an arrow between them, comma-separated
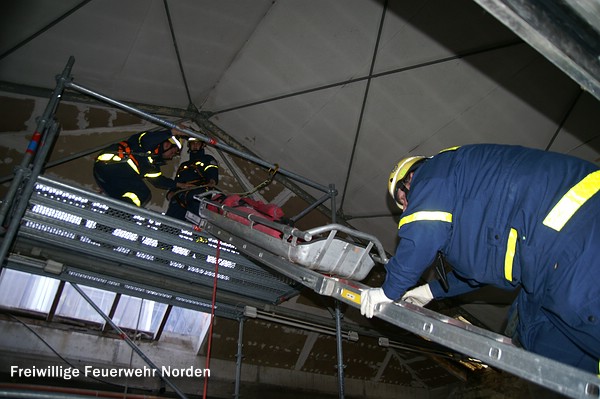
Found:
340,288 -> 361,305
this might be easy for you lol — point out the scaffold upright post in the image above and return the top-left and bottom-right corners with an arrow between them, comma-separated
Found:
234,317 -> 245,399
0,56 -> 74,230
0,120 -> 60,271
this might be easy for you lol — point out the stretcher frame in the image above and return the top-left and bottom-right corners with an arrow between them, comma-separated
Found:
190,193 -> 389,281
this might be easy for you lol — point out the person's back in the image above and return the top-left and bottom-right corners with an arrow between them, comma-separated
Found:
366,143 -> 600,373
410,144 -> 599,292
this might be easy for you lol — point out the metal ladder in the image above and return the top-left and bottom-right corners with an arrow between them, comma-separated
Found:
194,204 -> 600,399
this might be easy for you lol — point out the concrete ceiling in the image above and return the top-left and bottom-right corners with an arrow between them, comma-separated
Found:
1,0 -> 599,396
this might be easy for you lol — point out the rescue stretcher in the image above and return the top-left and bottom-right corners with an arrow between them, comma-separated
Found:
188,192 -> 389,281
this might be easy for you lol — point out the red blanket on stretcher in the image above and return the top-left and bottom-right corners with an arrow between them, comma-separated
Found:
209,194 -> 285,238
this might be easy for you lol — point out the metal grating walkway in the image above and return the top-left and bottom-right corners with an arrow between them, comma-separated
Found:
6,176 -> 302,319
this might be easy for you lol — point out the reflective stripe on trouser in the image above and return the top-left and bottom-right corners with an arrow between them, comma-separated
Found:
122,192 -> 142,207
543,170 -> 600,231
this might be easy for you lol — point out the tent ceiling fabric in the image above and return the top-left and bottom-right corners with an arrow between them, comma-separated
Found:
2,0 -> 600,285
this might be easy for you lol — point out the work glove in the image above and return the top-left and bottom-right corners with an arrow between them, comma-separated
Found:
401,284 -> 434,307
360,288 -> 393,318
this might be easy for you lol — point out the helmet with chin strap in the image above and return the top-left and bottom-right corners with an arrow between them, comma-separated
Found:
139,131 -> 182,156
187,137 -> 206,152
388,156 -> 427,210
167,135 -> 183,150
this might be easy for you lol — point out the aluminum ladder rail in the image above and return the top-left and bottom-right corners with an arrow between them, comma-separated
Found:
193,208 -> 600,399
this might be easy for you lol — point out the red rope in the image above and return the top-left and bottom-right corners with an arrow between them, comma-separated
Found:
203,240 -> 220,399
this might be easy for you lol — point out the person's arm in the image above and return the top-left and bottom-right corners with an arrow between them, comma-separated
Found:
429,271 -> 484,298
204,157 -> 219,186
361,220 -> 451,318
144,165 -> 194,191
362,169 -> 456,318
400,272 -> 484,309
381,218 -> 452,300
147,174 -> 177,190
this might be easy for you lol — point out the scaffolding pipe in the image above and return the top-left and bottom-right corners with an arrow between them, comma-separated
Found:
329,184 -> 337,224
214,148 -> 257,194
0,383 -> 169,399
0,390 -> 100,399
234,317 -> 245,399
69,283 -> 189,399
64,81 -> 331,194
0,121 -> 60,271
326,183 -> 346,399
288,191 -> 333,224
335,300 -> 345,399
0,56 -> 74,228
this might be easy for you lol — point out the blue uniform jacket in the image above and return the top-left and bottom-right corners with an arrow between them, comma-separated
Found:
382,144 -> 600,326
124,130 -> 177,190
173,149 -> 219,186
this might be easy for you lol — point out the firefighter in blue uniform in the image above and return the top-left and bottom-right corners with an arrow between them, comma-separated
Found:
360,144 -> 600,374
94,129 -> 193,207
165,137 -> 219,220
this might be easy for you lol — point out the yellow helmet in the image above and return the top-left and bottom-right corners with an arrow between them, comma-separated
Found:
168,135 -> 183,150
388,156 -> 427,209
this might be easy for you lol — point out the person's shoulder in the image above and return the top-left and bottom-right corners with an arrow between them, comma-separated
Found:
203,153 -> 218,163
178,159 -> 195,168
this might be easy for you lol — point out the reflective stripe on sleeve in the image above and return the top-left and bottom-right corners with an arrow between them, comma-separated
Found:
144,172 -> 162,178
543,170 -> 600,231
97,153 -> 120,162
504,228 -> 518,282
399,211 -> 452,228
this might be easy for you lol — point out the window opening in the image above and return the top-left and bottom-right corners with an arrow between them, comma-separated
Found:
164,306 -> 211,339
0,269 -> 59,313
0,269 -> 210,342
56,283 -> 116,324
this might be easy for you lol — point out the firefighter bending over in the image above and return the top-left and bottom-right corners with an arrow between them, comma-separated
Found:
361,144 -> 600,374
93,128 -> 194,207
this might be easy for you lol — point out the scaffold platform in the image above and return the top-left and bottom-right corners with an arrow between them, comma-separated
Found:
5,176 -> 303,319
